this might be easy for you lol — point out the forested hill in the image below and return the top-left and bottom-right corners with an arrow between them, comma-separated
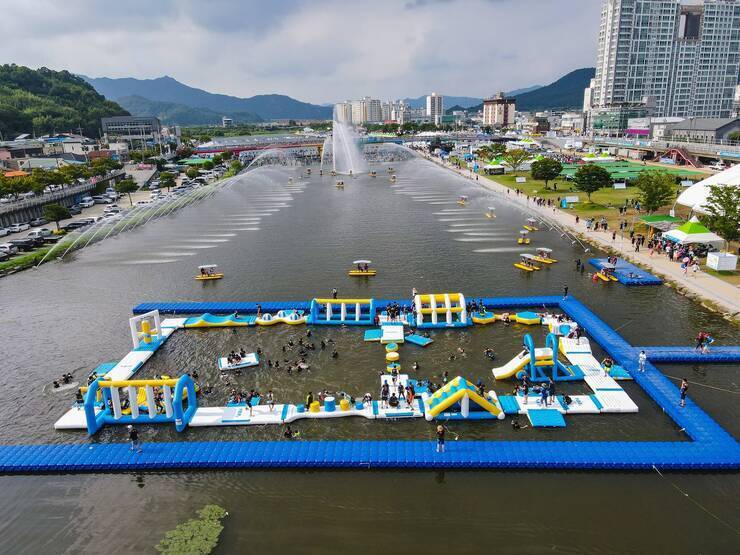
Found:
0,64 -> 129,139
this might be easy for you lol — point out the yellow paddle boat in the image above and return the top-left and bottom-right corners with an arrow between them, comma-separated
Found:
336,180 -> 345,188
533,247 -> 557,264
370,171 -> 377,177
485,206 -> 496,219
513,253 -> 540,271
457,195 -> 468,206
595,263 -> 618,282
387,167 -> 395,174
195,264 -> 224,281
523,218 -> 539,232
389,175 -> 396,182
517,230 -> 531,245
331,170 -> 337,176
348,259 -> 376,276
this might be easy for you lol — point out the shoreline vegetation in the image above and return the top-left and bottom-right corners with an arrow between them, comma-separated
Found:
427,153 -> 740,323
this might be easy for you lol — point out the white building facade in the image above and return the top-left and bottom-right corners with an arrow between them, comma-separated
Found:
589,0 -> 740,127
426,93 -> 444,125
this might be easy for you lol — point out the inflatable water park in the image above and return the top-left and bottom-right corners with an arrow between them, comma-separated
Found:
0,289 -> 725,474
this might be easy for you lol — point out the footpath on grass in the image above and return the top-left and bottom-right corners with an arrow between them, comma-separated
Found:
423,154 -> 740,319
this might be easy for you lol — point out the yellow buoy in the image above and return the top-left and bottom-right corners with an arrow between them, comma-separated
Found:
385,351 -> 400,362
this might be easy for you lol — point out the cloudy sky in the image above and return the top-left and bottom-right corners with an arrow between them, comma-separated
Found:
0,0 -> 601,103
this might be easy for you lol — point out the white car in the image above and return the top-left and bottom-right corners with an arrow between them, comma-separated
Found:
8,223 -> 30,233
92,195 -> 113,204
27,228 -> 52,239
79,197 -> 95,208
0,228 -> 9,237
0,243 -> 19,255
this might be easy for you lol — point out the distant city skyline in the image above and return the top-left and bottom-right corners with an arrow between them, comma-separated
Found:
0,0 -> 601,104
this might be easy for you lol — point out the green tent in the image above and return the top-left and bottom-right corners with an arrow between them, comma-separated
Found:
180,157 -> 210,166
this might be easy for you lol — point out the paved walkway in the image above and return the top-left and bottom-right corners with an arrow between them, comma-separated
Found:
424,155 -> 740,317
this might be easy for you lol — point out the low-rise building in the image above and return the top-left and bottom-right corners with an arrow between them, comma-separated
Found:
663,118 -> 740,143
101,116 -> 162,148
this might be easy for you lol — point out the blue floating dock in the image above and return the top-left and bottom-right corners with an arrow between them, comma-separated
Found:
1,293 -> 736,474
640,346 -> 740,363
363,329 -> 382,342
405,334 -> 433,347
528,409 -> 566,428
497,395 -> 521,415
589,258 -> 662,286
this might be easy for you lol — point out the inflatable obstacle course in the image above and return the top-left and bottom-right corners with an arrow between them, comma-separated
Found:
413,293 -> 470,329
423,377 -> 504,421
307,298 -> 376,325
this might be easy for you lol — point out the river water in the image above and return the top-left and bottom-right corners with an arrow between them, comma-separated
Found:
0,157 -> 738,552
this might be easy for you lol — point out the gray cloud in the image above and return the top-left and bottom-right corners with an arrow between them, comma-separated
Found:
0,0 -> 600,103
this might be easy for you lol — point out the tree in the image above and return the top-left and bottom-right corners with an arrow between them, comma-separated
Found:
702,184 -> 740,242
159,171 -> 176,191
229,159 -> 242,174
115,178 -> 139,206
220,150 -> 233,160
42,203 -> 71,230
502,149 -> 530,173
489,143 -> 506,157
635,171 -> 676,213
573,164 -> 612,202
212,154 -> 223,165
531,158 -> 563,188
186,167 -> 199,179
203,160 -> 214,170
90,157 -> 122,176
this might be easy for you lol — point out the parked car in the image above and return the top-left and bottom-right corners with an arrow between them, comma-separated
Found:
68,205 -> 82,215
61,222 -> 88,232
20,191 -> 36,199
79,197 -> 95,208
0,228 -> 9,237
29,218 -> 48,227
0,251 -> 8,262
8,222 -> 30,233
0,243 -> 19,255
135,200 -> 153,206
27,228 -> 52,239
92,195 -> 113,204
9,238 -> 36,252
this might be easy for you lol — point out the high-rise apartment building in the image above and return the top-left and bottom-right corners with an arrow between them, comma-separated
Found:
482,92 -> 516,127
426,92 -> 444,125
587,0 -> 740,132
334,101 -> 353,123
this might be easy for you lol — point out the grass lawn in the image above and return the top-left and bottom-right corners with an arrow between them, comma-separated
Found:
704,268 -> 740,287
486,173 -> 650,229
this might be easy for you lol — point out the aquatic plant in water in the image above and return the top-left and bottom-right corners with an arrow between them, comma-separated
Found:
155,504 -> 228,554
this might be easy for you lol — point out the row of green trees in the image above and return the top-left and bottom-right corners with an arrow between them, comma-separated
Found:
0,157 -> 122,200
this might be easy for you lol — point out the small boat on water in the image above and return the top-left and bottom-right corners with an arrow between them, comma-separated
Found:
533,247 -> 557,264
523,217 -> 539,231
195,264 -> 224,281
370,171 -> 377,177
336,180 -> 345,188
217,352 -> 259,371
595,262 -> 618,282
517,230 -> 531,245
485,206 -> 496,218
514,253 -> 540,272
457,195 -> 468,206
349,259 -> 376,276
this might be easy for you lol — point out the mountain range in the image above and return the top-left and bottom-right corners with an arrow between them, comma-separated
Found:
447,68 -> 594,114
81,75 -> 333,123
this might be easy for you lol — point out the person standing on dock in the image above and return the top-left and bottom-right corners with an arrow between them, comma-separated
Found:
679,379 -> 689,407
436,425 -> 445,453
562,285 -> 569,300
128,425 -> 142,453
332,288 -> 338,299
638,351 -> 647,373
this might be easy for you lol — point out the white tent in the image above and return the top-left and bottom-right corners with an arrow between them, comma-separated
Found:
663,217 -> 725,246
676,164 -> 740,214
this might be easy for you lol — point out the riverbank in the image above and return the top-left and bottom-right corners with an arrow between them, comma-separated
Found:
425,154 -> 740,321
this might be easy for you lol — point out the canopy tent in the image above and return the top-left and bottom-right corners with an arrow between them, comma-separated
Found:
639,214 -> 684,232
663,217 -> 724,246
180,157 -> 210,166
676,164 -> 740,214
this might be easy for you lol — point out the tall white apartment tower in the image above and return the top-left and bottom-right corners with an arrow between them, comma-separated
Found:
426,92 -> 444,125
588,0 -> 740,120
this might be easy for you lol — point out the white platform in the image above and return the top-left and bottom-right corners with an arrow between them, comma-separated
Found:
380,325 -> 405,344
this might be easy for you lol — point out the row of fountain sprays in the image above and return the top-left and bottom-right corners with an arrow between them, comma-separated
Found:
35,176 -> 232,267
